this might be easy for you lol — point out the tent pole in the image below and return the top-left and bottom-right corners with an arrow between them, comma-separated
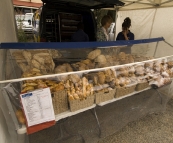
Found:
153,41 -> 159,57
149,8 -> 157,38
114,5 -> 118,40
149,9 -> 158,56
164,40 -> 173,48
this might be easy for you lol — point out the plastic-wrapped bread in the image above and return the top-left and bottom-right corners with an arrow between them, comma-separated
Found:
167,61 -> 173,68
111,69 -> 117,78
117,68 -> 129,77
135,65 -> 145,75
65,80 -> 71,88
125,77 -> 131,85
161,71 -> 170,78
16,110 -> 26,124
87,49 -> 101,60
31,59 -> 41,69
118,77 -> 126,87
128,66 -> 135,74
18,63 -> 30,72
82,77 -> 88,98
114,78 -> 120,87
105,69 -> 113,82
22,50 -> 32,64
44,56 -> 55,72
33,55 -> 45,65
69,74 -> 80,83
145,62 -> 153,68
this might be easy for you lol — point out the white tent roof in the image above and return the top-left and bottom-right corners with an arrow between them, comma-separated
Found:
104,0 -> 173,11
119,0 -> 173,11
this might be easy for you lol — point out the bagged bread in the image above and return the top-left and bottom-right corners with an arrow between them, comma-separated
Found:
69,74 -> 80,83
135,65 -> 145,76
22,50 -> 32,64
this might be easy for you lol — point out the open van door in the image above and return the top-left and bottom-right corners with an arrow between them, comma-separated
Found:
38,0 -> 124,42
42,0 -> 124,8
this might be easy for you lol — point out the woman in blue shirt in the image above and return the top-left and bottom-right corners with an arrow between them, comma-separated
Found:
116,17 -> 134,41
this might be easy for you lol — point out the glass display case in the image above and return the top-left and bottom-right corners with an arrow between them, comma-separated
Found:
1,37 -> 173,136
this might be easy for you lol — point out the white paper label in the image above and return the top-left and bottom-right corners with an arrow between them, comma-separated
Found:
20,88 -> 55,127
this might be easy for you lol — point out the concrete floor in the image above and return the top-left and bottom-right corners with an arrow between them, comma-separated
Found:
99,99 -> 173,143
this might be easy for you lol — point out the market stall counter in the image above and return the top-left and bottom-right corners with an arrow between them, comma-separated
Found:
0,37 -> 173,138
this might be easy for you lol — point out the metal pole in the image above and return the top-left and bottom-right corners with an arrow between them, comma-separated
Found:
153,41 -> 159,57
114,5 -> 118,40
164,40 -> 173,48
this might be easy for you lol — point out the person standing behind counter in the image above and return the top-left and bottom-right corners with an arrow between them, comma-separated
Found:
116,17 -> 134,41
97,15 -> 113,41
72,22 -> 89,42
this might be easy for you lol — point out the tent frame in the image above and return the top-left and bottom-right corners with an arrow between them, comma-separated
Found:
119,0 -> 173,11
112,0 -> 173,41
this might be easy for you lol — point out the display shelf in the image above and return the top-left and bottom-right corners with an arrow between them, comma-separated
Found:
1,54 -> 173,84
98,87 -> 151,106
17,104 -> 96,134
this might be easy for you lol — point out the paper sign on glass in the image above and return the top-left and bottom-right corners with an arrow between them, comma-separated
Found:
20,88 -> 55,127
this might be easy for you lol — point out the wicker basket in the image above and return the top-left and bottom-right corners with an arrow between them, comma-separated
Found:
69,95 -> 94,112
115,84 -> 136,98
136,82 -> 149,91
52,90 -> 68,115
95,89 -> 116,104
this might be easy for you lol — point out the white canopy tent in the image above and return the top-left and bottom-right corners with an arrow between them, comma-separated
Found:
119,0 -> 173,10
0,1 -> 173,143
113,0 -> 173,57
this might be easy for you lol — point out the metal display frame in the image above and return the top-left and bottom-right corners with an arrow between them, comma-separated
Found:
0,37 -> 173,140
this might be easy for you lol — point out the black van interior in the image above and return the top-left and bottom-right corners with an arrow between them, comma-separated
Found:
40,0 -> 124,42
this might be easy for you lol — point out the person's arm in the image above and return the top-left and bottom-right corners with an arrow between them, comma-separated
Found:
116,33 -> 120,40
122,30 -> 129,40
132,33 -> 135,40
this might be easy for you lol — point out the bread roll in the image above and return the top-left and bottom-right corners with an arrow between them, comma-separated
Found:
95,55 -> 107,63
97,72 -> 105,84
87,49 -> 101,60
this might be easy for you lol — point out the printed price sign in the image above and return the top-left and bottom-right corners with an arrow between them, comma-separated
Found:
20,88 -> 55,127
